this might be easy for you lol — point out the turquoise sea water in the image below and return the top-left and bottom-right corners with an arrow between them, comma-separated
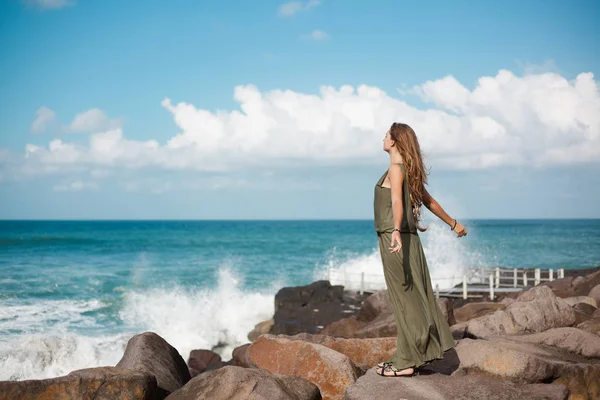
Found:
1,219 -> 599,380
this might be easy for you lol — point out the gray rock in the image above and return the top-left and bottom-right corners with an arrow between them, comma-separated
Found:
231,343 -> 253,368
187,349 -> 221,377
507,327 -> 600,358
578,317 -> 600,336
572,276 -> 587,288
455,337 -> 600,398
456,286 -> 575,338
356,290 -> 391,323
574,302 -> 597,325
0,367 -> 157,400
165,365 -> 321,400
117,332 -> 191,396
355,311 -> 396,338
453,302 -> 506,323
589,284 -> 600,304
563,296 -> 598,308
344,367 -> 567,400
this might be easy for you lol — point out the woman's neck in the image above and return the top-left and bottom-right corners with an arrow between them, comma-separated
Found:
389,150 -> 403,164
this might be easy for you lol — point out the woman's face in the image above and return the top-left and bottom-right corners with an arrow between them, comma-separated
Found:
383,130 -> 394,152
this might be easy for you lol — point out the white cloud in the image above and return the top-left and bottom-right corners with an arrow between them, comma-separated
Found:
66,108 -> 123,133
53,180 -> 98,192
25,0 -> 74,10
5,69 -> 600,182
278,0 -> 320,17
30,106 -> 56,134
308,29 -> 329,41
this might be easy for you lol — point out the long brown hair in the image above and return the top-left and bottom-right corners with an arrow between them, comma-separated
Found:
389,122 -> 429,231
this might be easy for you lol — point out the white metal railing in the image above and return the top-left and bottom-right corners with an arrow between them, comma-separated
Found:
326,266 -> 566,300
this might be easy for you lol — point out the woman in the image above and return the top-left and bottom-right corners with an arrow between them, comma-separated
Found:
374,122 -> 467,377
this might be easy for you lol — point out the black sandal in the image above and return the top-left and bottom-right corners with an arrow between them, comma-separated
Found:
376,361 -> 393,368
376,364 -> 418,377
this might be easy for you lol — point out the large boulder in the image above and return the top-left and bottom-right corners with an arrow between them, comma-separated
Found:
455,338 -> 600,399
453,302 -> 506,324
355,312 -> 397,338
165,366 -> 321,400
541,277 -> 575,298
563,296 -> 598,308
507,327 -> 600,358
355,290 -> 390,322
452,286 -> 576,338
590,284 -> 600,305
231,344 -> 253,368
117,332 -> 191,396
578,317 -> 600,336
317,316 -> 361,338
271,281 -> 368,336
574,302 -> 598,325
0,367 -> 157,400
187,349 -> 222,377
542,268 -> 600,299
248,334 -> 361,400
345,367 -> 568,400
290,333 -> 396,368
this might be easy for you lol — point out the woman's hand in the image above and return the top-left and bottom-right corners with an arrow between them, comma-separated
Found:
389,231 -> 403,253
453,222 -> 467,238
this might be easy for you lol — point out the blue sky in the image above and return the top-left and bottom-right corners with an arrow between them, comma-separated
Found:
0,0 -> 599,219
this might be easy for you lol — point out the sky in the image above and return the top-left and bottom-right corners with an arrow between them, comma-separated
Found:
0,0 -> 599,220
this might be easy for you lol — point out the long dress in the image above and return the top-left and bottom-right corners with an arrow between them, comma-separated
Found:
373,163 -> 455,370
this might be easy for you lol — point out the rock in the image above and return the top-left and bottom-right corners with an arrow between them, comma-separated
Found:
231,344 -> 252,368
455,338 -> 600,399
319,291 -> 453,338
574,302 -> 598,325
248,334 -> 361,400
271,281 -> 368,336
501,297 -> 515,305
575,271 -> 600,298
541,277 -> 574,298
457,286 -> 575,338
290,333 -> 396,368
187,349 -> 221,377
507,327 -> 600,358
248,319 -> 274,342
345,367 -> 568,400
355,290 -> 390,322
0,367 -> 157,400
117,332 -> 191,396
317,316 -> 361,338
165,365 -> 321,400
355,311 -> 396,338
590,284 -> 600,304
453,302 -> 506,324
578,318 -> 600,336
573,276 -> 587,287
563,296 -> 598,308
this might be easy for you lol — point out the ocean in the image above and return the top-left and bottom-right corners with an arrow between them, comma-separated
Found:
1,219 -> 599,380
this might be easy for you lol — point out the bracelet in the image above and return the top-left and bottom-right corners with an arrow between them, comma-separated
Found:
451,220 -> 457,230
393,228 -> 401,233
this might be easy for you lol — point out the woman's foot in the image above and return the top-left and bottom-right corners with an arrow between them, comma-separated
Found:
376,364 -> 416,377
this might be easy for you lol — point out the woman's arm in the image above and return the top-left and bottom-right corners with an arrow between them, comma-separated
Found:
388,163 -> 404,252
422,187 -> 467,237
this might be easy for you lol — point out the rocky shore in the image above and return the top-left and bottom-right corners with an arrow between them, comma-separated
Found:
2,267 -> 600,400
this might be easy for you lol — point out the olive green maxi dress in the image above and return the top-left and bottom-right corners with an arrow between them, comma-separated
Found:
373,163 -> 455,370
